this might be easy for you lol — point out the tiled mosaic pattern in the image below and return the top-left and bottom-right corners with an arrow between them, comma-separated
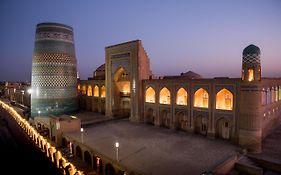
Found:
243,53 -> 261,65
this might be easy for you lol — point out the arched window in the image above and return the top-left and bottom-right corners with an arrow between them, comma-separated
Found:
275,87 -> 278,102
81,85 -> 87,95
176,88 -> 188,105
261,88 -> 266,105
122,83 -> 130,94
271,87 -> 275,103
194,88 -> 208,108
248,68 -> 254,81
101,86 -> 106,98
159,87 -> 171,105
77,84 -> 80,92
145,87 -> 155,103
266,88 -> 271,104
279,86 -> 281,101
94,85 -> 99,97
87,86 -> 92,96
216,88 -> 233,110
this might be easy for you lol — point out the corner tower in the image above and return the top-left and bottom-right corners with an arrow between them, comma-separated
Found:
31,22 -> 78,118
239,44 -> 262,153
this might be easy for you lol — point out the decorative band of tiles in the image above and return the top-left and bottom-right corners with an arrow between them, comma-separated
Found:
32,53 -> 76,64
36,31 -> 73,43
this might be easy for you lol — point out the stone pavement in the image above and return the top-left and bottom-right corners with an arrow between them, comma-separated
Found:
65,119 -> 239,175
74,111 -> 113,126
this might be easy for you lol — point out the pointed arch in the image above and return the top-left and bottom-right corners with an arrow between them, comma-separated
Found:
87,85 -> 92,96
101,85 -> 106,98
176,88 -> 188,105
248,68 -> 254,81
159,87 -> 171,105
194,88 -> 208,108
81,85 -> 87,95
216,88 -> 233,110
145,87 -> 155,103
93,85 -> 99,97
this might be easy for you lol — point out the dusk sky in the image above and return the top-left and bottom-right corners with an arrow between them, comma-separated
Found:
0,0 -> 281,81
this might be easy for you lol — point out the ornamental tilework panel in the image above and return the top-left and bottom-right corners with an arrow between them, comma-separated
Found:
243,54 -> 261,65
36,31 -> 74,43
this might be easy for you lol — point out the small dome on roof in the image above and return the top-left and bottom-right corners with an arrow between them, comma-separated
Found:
181,71 -> 202,79
96,64 -> 105,71
243,44 -> 260,55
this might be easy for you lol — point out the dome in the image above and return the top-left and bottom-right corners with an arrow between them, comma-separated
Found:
243,44 -> 260,55
96,64 -> 105,72
181,71 -> 202,79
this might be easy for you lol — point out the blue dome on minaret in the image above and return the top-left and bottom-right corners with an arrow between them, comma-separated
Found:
243,44 -> 261,55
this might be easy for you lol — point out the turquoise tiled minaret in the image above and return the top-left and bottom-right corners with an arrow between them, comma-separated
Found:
31,22 -> 78,117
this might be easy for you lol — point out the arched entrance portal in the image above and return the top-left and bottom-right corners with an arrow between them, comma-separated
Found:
216,118 -> 230,139
194,116 -> 207,135
113,67 -> 131,118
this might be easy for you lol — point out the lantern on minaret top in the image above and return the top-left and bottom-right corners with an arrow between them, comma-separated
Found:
242,44 -> 261,82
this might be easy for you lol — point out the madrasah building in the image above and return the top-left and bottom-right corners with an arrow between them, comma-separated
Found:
78,40 -> 281,153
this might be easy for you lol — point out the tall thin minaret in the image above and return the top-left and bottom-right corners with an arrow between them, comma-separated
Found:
239,44 -> 262,153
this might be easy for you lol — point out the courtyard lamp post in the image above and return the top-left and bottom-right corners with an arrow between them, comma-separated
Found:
115,142 -> 119,162
81,128 -> 84,143
38,110 -> 41,117
21,90 -> 24,105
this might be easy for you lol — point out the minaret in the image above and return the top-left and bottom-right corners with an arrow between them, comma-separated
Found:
239,44 -> 262,153
31,22 -> 78,118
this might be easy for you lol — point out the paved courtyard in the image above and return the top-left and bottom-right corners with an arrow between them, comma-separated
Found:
65,119 -> 239,175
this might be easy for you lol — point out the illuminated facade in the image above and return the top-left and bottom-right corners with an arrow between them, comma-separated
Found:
31,22 -> 78,117
78,42 -> 281,153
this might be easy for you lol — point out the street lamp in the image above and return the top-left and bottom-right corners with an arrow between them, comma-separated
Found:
115,142 -> 119,162
21,90 -> 24,104
27,88 -> 32,94
38,110 -> 41,117
81,128 -> 84,143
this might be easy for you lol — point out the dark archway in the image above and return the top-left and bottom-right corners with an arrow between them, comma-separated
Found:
216,118 -> 230,140
98,158 -> 103,174
62,138 -> 67,148
175,112 -> 184,130
105,163 -> 116,175
76,146 -> 82,159
160,110 -> 169,127
93,156 -> 98,170
84,151 -> 92,166
146,108 -> 154,125
194,115 -> 207,135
